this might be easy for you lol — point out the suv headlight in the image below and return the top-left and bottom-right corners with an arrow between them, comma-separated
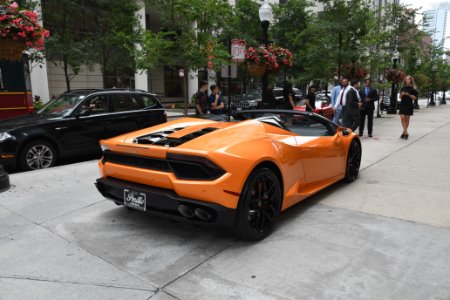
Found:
0,132 -> 12,142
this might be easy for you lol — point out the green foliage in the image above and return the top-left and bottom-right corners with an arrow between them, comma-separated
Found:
222,0 -> 261,46
43,0 -> 141,90
271,0 -> 311,79
143,0 -> 232,72
135,31 -> 174,71
93,0 -> 141,81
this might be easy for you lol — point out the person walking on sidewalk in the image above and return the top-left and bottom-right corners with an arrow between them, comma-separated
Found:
338,79 -> 361,131
358,78 -> 379,137
399,75 -> 418,140
331,78 -> 345,124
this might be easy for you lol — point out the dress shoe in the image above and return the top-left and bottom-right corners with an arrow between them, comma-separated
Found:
358,133 -> 363,137
368,134 -> 373,137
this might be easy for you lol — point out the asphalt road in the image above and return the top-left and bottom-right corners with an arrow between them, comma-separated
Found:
1,100 -> 449,300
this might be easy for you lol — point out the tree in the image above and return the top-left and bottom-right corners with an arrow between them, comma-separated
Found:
142,0 -> 233,113
271,0 -> 311,86
42,0 -> 97,91
93,0 -> 141,88
301,0 -> 375,85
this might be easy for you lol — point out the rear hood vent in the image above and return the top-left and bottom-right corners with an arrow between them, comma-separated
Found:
134,127 -> 218,147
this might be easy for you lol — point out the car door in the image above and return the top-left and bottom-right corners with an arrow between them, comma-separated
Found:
106,93 -> 165,138
61,94 -> 110,154
290,114 -> 346,183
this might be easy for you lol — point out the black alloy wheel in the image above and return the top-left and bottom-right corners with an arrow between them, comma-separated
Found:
345,139 -> 361,182
19,140 -> 57,171
234,167 -> 282,241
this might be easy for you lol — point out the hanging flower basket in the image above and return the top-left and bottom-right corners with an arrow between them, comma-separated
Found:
247,63 -> 266,77
244,45 -> 293,77
0,1 -> 50,61
0,38 -> 26,61
386,68 -> 406,83
340,64 -> 368,80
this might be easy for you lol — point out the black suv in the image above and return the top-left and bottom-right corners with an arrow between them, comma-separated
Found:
0,89 -> 166,171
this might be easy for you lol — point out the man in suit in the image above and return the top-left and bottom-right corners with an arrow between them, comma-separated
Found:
341,79 -> 361,131
358,79 -> 379,137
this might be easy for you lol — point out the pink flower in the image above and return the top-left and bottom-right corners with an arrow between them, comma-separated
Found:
9,2 -> 19,9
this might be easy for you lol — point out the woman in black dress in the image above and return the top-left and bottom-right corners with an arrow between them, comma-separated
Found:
399,75 -> 418,139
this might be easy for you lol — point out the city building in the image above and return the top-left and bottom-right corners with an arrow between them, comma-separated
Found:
423,3 -> 450,49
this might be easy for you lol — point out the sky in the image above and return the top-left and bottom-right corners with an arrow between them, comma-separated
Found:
400,0 -> 449,12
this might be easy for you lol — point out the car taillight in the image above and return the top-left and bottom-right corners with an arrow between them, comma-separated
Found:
166,153 -> 225,180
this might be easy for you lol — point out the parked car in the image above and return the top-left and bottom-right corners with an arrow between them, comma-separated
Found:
380,95 -> 401,111
95,109 -> 361,240
0,89 -> 166,171
233,87 -> 302,110
295,98 -> 334,120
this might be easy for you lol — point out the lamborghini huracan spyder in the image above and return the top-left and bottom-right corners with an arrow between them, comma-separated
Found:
95,110 -> 361,240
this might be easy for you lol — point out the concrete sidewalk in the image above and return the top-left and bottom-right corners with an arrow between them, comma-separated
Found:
1,102 -> 449,300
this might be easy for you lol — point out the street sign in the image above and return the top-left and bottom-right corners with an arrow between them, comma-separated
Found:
231,39 -> 246,62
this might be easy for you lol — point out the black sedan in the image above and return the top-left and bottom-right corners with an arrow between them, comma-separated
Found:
0,89 -> 166,171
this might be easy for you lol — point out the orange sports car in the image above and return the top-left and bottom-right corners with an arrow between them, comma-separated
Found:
95,110 -> 361,240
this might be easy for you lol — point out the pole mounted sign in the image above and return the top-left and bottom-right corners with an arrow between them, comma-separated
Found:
231,39 -> 246,62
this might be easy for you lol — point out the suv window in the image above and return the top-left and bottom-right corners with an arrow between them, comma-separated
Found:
139,94 -> 158,108
112,94 -> 144,112
79,95 -> 108,115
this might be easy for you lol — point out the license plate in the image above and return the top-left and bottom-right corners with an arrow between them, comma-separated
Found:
124,189 -> 146,211
237,107 -> 242,111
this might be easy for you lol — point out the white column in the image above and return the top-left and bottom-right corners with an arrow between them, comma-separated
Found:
134,0 -> 148,91
30,0 -> 50,101
188,70 -> 198,104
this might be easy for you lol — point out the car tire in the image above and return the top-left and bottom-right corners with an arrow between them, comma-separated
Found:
234,167 -> 282,241
18,140 -> 57,171
344,139 -> 361,182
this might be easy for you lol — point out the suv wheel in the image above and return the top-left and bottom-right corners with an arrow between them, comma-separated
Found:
19,140 -> 57,171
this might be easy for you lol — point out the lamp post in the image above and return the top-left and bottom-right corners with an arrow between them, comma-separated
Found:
429,64 -> 437,106
414,58 -> 421,109
259,0 -> 273,106
387,50 -> 400,114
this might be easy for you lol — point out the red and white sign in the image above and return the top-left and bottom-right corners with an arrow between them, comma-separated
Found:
231,39 -> 246,62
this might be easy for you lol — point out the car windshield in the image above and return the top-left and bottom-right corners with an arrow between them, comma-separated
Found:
37,94 -> 84,116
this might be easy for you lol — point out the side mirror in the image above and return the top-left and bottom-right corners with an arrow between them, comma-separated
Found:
336,127 -> 349,136
341,128 -> 350,136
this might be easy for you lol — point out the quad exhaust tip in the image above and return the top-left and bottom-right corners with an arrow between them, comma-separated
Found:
178,204 -> 213,221
178,204 -> 195,219
194,208 -> 212,221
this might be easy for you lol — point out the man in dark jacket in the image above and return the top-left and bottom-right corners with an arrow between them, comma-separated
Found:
342,79 -> 361,131
358,79 -> 379,137
194,80 -> 208,115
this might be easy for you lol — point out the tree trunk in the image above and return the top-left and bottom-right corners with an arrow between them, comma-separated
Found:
63,54 -> 71,92
184,65 -> 189,116
337,32 -> 342,79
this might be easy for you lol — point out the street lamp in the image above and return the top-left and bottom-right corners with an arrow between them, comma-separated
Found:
429,64 -> 437,106
387,49 -> 400,114
259,0 -> 273,107
414,58 -> 421,109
